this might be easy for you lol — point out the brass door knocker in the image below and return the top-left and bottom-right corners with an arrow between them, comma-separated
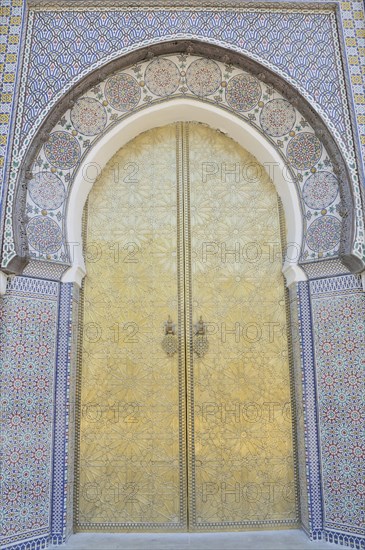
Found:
193,315 -> 209,358
161,315 -> 178,356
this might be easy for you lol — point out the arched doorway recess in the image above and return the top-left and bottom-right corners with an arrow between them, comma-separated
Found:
76,121 -> 298,531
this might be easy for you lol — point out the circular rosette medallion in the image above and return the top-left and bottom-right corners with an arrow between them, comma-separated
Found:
28,172 -> 66,210
226,74 -> 261,111
44,131 -> 81,170
306,215 -> 341,252
145,58 -> 180,97
104,73 -> 141,111
260,99 -> 296,137
186,58 -> 221,97
287,132 -> 322,171
27,216 -> 63,254
303,171 -> 339,210
70,97 -> 107,136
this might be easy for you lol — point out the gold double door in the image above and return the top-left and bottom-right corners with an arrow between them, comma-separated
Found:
75,122 -> 298,532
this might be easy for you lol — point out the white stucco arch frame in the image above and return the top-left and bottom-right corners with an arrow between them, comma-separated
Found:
63,98 -> 306,288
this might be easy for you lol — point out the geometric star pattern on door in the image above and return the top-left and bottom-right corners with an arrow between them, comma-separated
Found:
76,122 -> 298,531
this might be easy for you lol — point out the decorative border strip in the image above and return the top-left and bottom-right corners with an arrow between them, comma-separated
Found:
26,1 -> 339,9
302,258 -> 350,279
3,535 -> 49,550
324,530 -> 365,550
297,281 -> 324,538
310,273 -> 363,294
0,0 -> 26,210
338,0 -> 365,174
50,282 -> 74,543
6,274 -> 59,296
289,285 -> 311,533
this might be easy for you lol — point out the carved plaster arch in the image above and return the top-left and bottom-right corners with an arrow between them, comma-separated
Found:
3,42 -> 364,286
64,99 -> 304,287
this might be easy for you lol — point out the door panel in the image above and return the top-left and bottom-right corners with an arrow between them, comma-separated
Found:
187,123 -> 297,529
76,125 -> 188,530
76,122 -> 297,532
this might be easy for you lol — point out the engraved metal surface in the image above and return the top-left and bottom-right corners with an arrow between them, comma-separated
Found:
187,123 -> 298,529
76,125 -> 188,530
76,122 -> 297,531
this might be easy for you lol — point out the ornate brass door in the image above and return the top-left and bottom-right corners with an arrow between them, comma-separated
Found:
75,123 -> 298,532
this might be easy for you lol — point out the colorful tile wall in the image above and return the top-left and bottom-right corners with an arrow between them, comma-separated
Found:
0,276 -> 59,549
16,7 -> 351,148
310,275 -> 365,546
